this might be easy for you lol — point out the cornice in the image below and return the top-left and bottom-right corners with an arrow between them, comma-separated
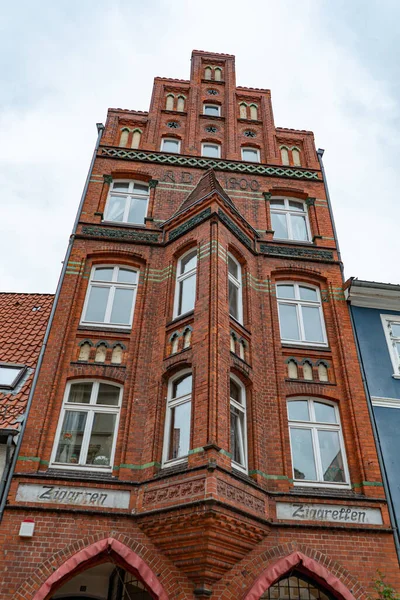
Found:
345,281 -> 400,311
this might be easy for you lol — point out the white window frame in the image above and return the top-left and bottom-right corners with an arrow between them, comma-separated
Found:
380,314 -> 400,378
287,397 -> 350,488
228,253 -> 243,324
50,380 -> 122,472
160,138 -> 181,153
0,363 -> 26,389
103,180 -> 149,225
241,147 -> 260,163
173,249 -> 197,318
162,370 -> 192,467
201,142 -> 221,158
81,265 -> 138,329
277,282 -> 327,347
270,197 -> 311,242
230,374 -> 248,474
203,104 -> 221,117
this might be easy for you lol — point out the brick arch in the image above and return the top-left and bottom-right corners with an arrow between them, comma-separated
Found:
15,533 -> 189,600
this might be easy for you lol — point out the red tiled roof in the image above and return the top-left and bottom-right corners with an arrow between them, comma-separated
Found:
0,293 -> 53,430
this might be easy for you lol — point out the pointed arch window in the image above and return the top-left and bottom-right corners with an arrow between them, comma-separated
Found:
287,398 -> 349,486
292,147 -> 301,166
249,104 -> 258,120
239,103 -> 247,119
119,128 -> 129,148
228,253 -> 243,323
174,249 -> 197,318
165,94 -> 174,110
260,572 -> 336,600
230,376 -> 247,472
280,146 -> 290,165
131,129 -> 142,149
177,95 -> 185,112
214,67 -> 222,81
163,371 -> 192,465
205,66 -> 212,80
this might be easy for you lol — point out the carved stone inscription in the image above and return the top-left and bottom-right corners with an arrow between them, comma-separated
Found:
161,170 -> 261,192
217,480 -> 265,515
143,479 -> 205,505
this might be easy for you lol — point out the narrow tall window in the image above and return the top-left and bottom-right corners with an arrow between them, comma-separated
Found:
131,129 -> 141,149
177,96 -> 185,112
239,103 -> 247,119
161,138 -> 181,153
205,66 -> 212,80
292,147 -> 301,166
276,283 -> 327,346
214,67 -> 222,81
230,376 -> 247,472
104,180 -> 149,225
280,146 -> 289,165
288,398 -> 349,485
163,372 -> 192,464
241,147 -> 260,162
201,143 -> 221,158
166,94 -> 174,110
270,198 -> 311,242
174,249 -> 197,317
52,381 -> 122,470
119,129 -> 129,148
228,253 -> 242,323
82,266 -> 138,328
249,104 -> 258,120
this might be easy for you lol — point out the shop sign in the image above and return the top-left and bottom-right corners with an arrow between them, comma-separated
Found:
276,502 -> 382,525
16,483 -> 130,509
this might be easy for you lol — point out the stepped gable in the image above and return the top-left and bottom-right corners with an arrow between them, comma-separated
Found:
0,293 -> 53,429
173,169 -> 239,218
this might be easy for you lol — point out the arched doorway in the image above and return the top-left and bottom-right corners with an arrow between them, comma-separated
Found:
259,571 -> 334,600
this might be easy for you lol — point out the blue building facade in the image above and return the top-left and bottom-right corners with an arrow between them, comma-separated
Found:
346,279 -> 400,549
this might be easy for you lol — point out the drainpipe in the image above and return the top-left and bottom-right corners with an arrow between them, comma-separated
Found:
0,123 -> 105,520
348,303 -> 400,562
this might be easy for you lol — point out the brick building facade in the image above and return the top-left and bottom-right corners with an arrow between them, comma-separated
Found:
0,50 -> 398,600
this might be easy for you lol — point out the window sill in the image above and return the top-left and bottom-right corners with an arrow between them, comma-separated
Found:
101,220 -> 149,230
232,461 -> 248,475
281,342 -> 330,351
293,480 -> 351,490
78,325 -> 131,335
229,316 -> 251,336
49,464 -> 113,473
392,374 -> 400,379
161,458 -> 188,470
271,238 -> 313,246
167,310 -> 194,327
199,114 -> 225,121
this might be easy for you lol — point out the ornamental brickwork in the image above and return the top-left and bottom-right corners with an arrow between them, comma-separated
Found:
0,50 -> 398,600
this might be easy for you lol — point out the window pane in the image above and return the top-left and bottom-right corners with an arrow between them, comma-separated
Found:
242,149 -> 259,162
291,215 -> 308,241
230,406 -> 245,465
203,144 -> 220,157
86,413 -> 116,466
391,323 -> 400,337
168,400 -> 191,459
276,285 -> 295,299
289,201 -> 304,211
85,286 -> 109,322
229,280 -> 239,320
302,306 -> 324,342
278,303 -> 300,340
0,366 -> 21,386
172,374 -> 192,398
181,251 -> 197,274
230,380 -> 241,403
97,383 -> 120,406
178,274 -> 196,315
162,140 -> 179,152
133,183 -> 149,194
117,268 -> 137,284
55,411 -> 87,464
288,400 -> 309,421
110,288 -> 134,324
290,428 -> 317,480
68,383 -> 92,404
228,255 -> 239,278
127,197 -> 147,223
93,267 -> 114,282
112,182 -> 129,190
299,286 -> 318,301
204,105 -> 219,116
106,195 -> 125,222
318,430 -> 345,482
270,199 -> 284,208
272,212 -> 288,239
314,402 -> 336,423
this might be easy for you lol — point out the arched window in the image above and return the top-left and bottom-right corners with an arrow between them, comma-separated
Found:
249,104 -> 258,120
78,341 -> 91,362
280,146 -> 290,165
171,333 -> 179,354
292,147 -> 301,166
287,359 -> 298,379
260,571 -> 336,600
203,103 -> 221,117
276,283 -> 327,346
230,332 -> 236,353
174,249 -> 197,318
165,94 -> 174,110
287,397 -> 349,485
161,137 -> 181,153
94,343 -> 108,363
318,362 -> 329,382
81,265 -> 138,329
205,66 -> 212,80
51,381 -> 122,470
177,95 -> 185,112
228,253 -> 243,323
303,360 -> 313,380
241,146 -> 260,163
239,102 -> 247,119
230,376 -> 247,472
163,372 -> 192,465
183,328 -> 192,348
239,339 -> 246,361
104,180 -> 149,225
270,197 -> 311,242
111,344 -> 124,364
131,129 -> 142,149
214,67 -> 222,81
201,142 -> 221,158
119,128 -> 129,147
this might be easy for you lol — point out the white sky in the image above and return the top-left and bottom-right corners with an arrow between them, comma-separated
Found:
1,0 -> 399,293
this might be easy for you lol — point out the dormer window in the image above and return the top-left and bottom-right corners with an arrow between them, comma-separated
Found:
161,138 -> 181,153
203,104 -> 221,117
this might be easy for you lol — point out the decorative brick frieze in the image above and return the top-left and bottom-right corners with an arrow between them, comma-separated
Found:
218,209 -> 253,249
260,244 -> 334,262
168,207 -> 212,241
217,480 -> 265,515
81,225 -> 160,243
143,479 -> 205,505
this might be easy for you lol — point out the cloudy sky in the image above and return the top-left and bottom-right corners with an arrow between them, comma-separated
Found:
1,0 -> 399,293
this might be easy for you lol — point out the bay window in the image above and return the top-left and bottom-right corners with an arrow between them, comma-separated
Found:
276,283 -> 327,346
51,381 -> 122,470
174,249 -> 197,318
163,372 -> 192,465
230,376 -> 247,472
228,253 -> 242,323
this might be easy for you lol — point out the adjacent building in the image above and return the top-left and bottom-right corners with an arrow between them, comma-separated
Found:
346,278 -> 400,550
0,51 -> 399,600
